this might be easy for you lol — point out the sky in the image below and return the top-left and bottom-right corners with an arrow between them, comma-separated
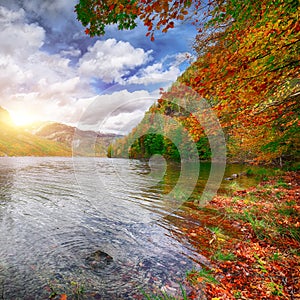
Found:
0,0 -> 197,134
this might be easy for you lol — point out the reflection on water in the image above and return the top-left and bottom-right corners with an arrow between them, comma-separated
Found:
0,157 -> 259,299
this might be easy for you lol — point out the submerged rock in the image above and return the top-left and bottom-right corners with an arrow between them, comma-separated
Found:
225,173 -> 242,180
85,250 -> 113,270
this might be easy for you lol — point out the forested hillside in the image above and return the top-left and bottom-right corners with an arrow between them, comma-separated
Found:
107,0 -> 299,167
32,122 -> 122,157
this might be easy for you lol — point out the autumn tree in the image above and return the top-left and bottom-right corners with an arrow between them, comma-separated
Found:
77,0 -> 299,165
180,0 -> 300,164
75,0 -> 210,40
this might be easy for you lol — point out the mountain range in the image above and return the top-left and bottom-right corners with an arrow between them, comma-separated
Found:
0,107 -> 121,157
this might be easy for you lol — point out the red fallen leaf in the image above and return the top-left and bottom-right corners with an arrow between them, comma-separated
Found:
60,294 -> 67,300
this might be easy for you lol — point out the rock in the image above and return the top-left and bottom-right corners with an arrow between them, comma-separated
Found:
85,250 -> 113,270
225,173 -> 241,180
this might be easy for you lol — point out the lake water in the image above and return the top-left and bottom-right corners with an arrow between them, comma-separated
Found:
0,157 -> 258,299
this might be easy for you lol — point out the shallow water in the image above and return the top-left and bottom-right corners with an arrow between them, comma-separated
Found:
0,157 -> 259,299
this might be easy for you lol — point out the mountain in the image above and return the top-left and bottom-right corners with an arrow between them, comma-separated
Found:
0,108 -> 71,157
31,122 -> 122,157
0,107 -> 14,126
0,107 -> 122,157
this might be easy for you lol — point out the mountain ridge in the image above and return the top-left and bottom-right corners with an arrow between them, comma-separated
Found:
0,107 -> 121,157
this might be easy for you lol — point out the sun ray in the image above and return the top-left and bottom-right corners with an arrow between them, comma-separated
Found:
9,110 -> 37,126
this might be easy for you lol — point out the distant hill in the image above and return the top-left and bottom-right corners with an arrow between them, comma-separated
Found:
31,122 -> 122,157
0,108 -> 71,157
0,107 -> 122,157
0,107 -> 14,126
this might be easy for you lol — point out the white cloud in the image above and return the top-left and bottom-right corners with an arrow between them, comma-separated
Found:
0,6 -> 158,133
0,5 -> 188,134
79,39 -> 153,84
0,6 -> 25,24
0,7 -> 45,59
23,0 -> 76,14
6,91 -> 84,125
174,52 -> 194,64
75,89 -> 156,133
125,52 -> 193,86
101,111 -> 146,134
0,5 -> 93,120
60,48 -> 81,57
0,7 -> 66,90
22,0 -> 78,29
0,56 -> 29,91
126,62 -> 181,85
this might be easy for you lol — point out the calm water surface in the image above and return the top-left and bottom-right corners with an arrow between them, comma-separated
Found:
0,157 -> 258,299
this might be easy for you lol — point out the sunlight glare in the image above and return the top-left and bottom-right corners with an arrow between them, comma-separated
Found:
10,111 -> 37,126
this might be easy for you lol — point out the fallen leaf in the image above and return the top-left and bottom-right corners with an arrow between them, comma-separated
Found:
60,294 -> 67,300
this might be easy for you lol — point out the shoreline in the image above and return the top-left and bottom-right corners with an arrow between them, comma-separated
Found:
179,171 -> 300,299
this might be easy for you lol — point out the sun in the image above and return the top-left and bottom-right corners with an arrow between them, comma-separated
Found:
10,111 -> 37,127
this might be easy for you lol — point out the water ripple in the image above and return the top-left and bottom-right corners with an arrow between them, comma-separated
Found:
0,157 -> 222,299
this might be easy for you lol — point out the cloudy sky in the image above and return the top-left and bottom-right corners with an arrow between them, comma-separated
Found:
0,0 -> 197,134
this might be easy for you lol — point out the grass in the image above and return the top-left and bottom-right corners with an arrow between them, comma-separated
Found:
253,253 -> 268,273
243,212 -> 269,239
224,209 -> 270,240
233,291 -> 242,299
186,268 -> 218,285
207,226 -> 223,235
277,206 -> 297,216
267,281 -> 284,296
270,252 -> 282,261
277,224 -> 300,243
245,167 -> 283,180
274,178 -> 290,189
224,199 -> 300,245
227,181 -> 243,195
227,208 -> 300,244
212,250 -> 236,261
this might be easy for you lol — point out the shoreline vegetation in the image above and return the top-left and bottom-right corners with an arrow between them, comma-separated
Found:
166,170 -> 300,300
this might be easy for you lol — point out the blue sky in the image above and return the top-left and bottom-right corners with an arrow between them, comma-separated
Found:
0,0 -> 197,133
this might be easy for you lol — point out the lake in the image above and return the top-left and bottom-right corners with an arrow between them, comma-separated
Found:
0,157 -> 258,299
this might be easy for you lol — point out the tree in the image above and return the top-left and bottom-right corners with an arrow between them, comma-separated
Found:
80,0 -> 299,165
75,0 -> 206,40
179,0 -> 300,164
